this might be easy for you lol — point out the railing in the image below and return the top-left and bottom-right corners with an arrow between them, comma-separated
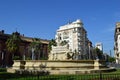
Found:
8,70 -> 120,80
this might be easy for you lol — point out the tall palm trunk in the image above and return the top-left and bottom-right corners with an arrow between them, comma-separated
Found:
32,48 -> 35,60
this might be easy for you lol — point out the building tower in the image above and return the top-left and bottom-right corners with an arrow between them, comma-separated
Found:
114,22 -> 120,64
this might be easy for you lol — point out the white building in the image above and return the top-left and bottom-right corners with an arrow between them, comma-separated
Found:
55,19 -> 91,59
95,42 -> 103,51
114,22 -> 120,64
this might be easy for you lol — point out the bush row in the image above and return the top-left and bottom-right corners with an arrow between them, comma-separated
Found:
0,68 -> 6,72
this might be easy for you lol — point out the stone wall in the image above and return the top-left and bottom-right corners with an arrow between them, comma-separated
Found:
6,60 -> 113,74
12,60 -> 106,71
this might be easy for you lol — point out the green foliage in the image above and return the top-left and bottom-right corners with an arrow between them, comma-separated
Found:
108,56 -> 115,62
25,57 -> 31,60
6,32 -> 21,53
30,38 -> 40,49
0,72 -> 21,80
1,72 -> 120,80
30,38 -> 41,50
13,56 -> 21,60
95,48 -> 103,54
29,38 -> 41,60
48,39 -> 57,52
0,68 -> 6,72
93,47 -> 103,59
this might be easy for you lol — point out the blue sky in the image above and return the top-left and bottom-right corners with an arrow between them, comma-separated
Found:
0,0 -> 120,55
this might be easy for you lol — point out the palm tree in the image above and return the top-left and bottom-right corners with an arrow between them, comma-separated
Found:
6,32 -> 21,56
29,38 -> 41,60
6,32 -> 21,66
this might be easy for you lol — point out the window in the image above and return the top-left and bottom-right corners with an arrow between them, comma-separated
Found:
73,28 -> 77,33
63,31 -> 69,39
78,33 -> 80,36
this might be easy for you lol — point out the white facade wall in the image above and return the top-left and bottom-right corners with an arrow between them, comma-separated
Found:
117,35 -> 120,53
114,22 -> 120,64
55,19 -> 89,59
95,43 -> 103,51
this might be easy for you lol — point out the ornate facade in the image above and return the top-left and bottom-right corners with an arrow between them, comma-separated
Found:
50,19 -> 93,60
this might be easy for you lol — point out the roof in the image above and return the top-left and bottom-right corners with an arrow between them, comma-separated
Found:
0,32 -> 49,44
21,36 -> 49,44
57,19 -> 84,31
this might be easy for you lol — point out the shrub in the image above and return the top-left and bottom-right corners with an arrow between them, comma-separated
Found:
13,56 -> 21,60
26,57 -> 31,60
0,68 -> 6,72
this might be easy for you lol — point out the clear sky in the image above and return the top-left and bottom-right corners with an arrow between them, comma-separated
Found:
0,0 -> 120,55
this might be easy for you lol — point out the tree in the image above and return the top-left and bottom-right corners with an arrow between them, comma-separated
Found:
29,38 -> 41,60
6,32 -> 21,67
93,47 -> 103,60
108,56 -> 115,63
48,39 -> 57,52
6,32 -> 21,58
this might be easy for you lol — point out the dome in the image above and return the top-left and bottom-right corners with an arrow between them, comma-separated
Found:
76,19 -> 82,23
73,19 -> 83,24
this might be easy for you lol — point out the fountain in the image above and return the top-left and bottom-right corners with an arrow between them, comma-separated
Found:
7,43 -> 115,74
